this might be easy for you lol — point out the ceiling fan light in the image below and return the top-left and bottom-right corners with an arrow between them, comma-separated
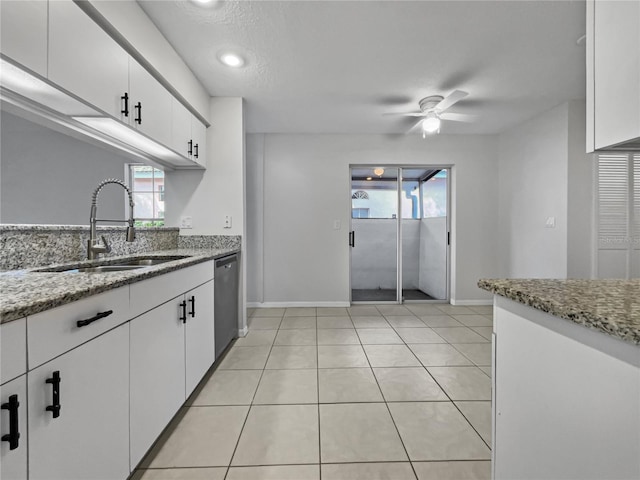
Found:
422,112 -> 441,134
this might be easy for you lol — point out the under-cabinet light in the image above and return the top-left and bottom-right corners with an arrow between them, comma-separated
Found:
73,116 -> 185,162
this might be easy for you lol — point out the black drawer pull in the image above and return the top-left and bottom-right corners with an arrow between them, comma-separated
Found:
45,371 -> 61,419
121,92 -> 129,117
77,310 -> 113,328
188,139 -> 193,156
180,300 -> 187,324
194,143 -> 199,159
1,394 -> 20,450
189,295 -> 196,318
134,102 -> 142,124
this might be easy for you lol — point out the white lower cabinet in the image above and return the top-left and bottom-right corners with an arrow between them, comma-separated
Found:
130,299 -> 186,470
1,376 -> 28,480
185,280 -> 215,396
28,323 -> 130,480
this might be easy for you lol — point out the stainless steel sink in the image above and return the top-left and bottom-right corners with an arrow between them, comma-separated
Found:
35,255 -> 191,273
71,265 -> 145,273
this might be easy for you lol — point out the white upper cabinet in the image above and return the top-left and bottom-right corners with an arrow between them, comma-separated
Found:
587,0 -> 640,151
48,0 -> 129,119
0,0 -> 48,76
129,58 -> 173,147
191,117 -> 208,168
171,97 -> 208,167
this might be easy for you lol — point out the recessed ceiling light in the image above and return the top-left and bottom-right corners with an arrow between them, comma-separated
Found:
218,52 -> 245,68
190,0 -> 217,6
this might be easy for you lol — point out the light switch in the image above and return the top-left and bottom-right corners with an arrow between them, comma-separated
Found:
224,215 -> 232,229
180,216 -> 193,229
545,216 -> 556,228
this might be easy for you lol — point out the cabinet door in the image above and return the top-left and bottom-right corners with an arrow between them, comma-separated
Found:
0,0 -> 48,76
130,299 -> 185,470
28,323 -> 129,480
129,58 -> 173,146
593,0 -> 640,149
185,280 -> 215,396
171,97 -> 194,159
49,0 -> 129,119
191,116 -> 208,167
1,376 -> 27,480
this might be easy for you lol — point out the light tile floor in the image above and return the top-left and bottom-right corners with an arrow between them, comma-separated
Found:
133,304 -> 492,480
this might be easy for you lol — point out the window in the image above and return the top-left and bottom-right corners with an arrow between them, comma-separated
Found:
352,208 -> 370,218
596,153 -> 640,278
422,170 -> 447,218
127,164 -> 165,226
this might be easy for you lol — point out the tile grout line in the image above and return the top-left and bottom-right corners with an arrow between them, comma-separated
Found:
222,313 -> 283,479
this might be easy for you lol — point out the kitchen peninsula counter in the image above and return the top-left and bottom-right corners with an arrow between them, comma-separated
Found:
479,278 -> 639,480
478,278 -> 640,345
0,248 -> 238,323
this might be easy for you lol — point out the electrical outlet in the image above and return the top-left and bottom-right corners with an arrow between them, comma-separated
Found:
224,215 -> 232,229
180,216 -> 193,229
333,220 -> 341,230
545,216 -> 556,228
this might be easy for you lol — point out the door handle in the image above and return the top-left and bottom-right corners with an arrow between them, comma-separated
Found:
179,300 -> 187,324
45,371 -> 61,419
1,394 -> 20,450
189,296 -> 195,318
349,231 -> 355,247
134,102 -> 142,124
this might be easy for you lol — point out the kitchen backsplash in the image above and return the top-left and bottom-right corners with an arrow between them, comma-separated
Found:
178,234 -> 241,250
0,225 -> 241,271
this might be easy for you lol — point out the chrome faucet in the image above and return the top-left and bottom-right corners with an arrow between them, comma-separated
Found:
88,179 -> 136,260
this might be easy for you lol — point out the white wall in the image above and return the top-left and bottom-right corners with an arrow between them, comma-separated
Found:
1,111 -> 129,225
419,217 -> 448,300
498,100 -> 593,278
246,133 -> 499,306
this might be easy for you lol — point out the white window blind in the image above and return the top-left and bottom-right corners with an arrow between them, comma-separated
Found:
596,153 -> 639,278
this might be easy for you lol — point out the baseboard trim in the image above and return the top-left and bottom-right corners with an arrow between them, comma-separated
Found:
247,301 -> 351,308
450,299 -> 493,306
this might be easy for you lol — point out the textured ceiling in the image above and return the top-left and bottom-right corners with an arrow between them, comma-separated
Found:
138,0 -> 586,135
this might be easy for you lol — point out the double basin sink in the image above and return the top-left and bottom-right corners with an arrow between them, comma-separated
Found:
36,255 -> 191,274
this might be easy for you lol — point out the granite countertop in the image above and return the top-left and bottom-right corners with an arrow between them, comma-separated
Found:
0,248 -> 239,324
478,278 -> 640,345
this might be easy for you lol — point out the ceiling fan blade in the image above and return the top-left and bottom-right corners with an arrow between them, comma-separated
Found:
383,111 -> 426,117
407,119 -> 423,133
440,112 -> 477,123
435,90 -> 468,112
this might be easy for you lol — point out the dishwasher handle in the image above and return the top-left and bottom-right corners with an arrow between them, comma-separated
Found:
216,255 -> 237,269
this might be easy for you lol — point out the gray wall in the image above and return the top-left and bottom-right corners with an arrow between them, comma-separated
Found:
1,111 -> 130,225
245,133 -> 500,305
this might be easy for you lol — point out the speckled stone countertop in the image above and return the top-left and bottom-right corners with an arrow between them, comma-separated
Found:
478,279 -> 640,345
0,248 -> 239,324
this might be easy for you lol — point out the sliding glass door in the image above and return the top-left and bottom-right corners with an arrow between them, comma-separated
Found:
350,167 -> 399,302
350,166 -> 449,303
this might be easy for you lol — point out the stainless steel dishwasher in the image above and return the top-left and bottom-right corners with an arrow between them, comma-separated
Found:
214,253 -> 239,359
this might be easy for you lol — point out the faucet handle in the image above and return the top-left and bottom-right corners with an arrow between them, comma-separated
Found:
101,236 -> 112,253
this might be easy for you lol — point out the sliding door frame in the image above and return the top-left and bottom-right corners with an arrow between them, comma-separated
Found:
349,164 -> 452,304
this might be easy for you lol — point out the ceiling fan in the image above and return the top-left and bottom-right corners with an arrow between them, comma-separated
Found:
385,90 -> 474,136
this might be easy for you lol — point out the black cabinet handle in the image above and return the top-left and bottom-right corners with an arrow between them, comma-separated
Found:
76,310 -> 113,328
45,371 -> 61,419
187,140 -> 193,156
189,296 -> 195,318
194,143 -> 199,159
179,300 -> 187,324
134,102 -> 142,124
1,394 -> 20,450
349,231 -> 355,247
121,92 -> 129,117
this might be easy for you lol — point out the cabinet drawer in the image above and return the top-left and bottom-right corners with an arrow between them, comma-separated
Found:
130,261 -> 214,319
1,318 -> 27,385
27,287 -> 130,369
